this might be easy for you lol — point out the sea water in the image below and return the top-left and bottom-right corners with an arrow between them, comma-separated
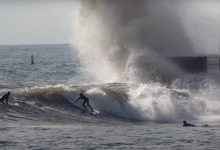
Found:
0,44 -> 220,150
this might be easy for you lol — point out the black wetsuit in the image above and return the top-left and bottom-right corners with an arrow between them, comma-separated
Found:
183,123 -> 196,127
0,92 -> 10,104
76,95 -> 93,112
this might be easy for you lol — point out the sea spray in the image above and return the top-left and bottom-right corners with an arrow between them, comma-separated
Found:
72,0 -> 195,83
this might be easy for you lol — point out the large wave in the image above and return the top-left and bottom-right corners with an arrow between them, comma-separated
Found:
70,0 -> 220,122
4,78 -> 220,122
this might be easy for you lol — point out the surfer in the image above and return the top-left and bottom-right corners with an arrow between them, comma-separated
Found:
183,121 -> 196,127
0,92 -> 10,105
75,93 -> 93,112
202,124 -> 209,127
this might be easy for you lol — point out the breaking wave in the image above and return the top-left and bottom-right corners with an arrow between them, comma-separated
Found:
3,76 -> 220,122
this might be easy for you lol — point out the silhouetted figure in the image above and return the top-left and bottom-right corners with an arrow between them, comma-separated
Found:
202,124 -> 209,127
0,92 -> 10,105
183,121 -> 196,127
75,93 -> 93,112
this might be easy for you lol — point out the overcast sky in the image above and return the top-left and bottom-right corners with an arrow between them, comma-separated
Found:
0,0 -> 79,45
0,0 -> 219,47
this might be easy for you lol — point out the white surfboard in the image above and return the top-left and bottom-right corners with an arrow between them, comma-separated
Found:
74,101 -> 99,114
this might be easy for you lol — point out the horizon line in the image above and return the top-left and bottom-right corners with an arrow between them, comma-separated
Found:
0,43 -> 73,46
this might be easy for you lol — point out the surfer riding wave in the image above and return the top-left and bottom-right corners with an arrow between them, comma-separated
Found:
75,93 -> 94,112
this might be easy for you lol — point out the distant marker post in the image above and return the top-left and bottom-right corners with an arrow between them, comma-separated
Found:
31,55 -> 34,64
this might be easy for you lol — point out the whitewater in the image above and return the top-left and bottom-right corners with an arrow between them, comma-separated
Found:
1,0 -> 220,149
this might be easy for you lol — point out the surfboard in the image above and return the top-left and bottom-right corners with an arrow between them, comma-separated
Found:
74,101 -> 99,114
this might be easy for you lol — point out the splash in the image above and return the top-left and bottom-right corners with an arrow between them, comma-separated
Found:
70,0 -> 220,122
72,0 -> 201,83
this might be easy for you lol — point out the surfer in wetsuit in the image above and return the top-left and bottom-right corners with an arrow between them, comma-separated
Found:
75,93 -> 93,112
0,92 -> 10,105
183,121 -> 196,127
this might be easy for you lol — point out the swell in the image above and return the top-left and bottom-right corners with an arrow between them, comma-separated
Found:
2,75 -> 220,123
1,84 -> 136,123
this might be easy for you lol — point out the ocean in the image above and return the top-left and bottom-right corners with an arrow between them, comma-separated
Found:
0,44 -> 220,150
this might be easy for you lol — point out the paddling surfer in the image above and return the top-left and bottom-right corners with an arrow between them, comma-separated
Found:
183,121 -> 196,127
75,93 -> 93,112
183,121 -> 209,127
0,92 -> 10,105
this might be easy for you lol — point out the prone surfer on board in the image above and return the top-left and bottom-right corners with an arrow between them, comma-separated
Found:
183,121 -> 196,127
0,92 -> 10,105
75,93 -> 93,112
183,121 -> 209,127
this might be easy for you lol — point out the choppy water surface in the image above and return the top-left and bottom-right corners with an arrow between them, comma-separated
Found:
0,44 -> 81,83
2,102 -> 220,150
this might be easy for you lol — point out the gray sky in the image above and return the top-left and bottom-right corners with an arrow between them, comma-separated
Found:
0,0 -> 79,45
0,0 -> 219,48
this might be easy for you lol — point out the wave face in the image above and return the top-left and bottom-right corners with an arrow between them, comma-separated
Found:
5,76 -> 220,123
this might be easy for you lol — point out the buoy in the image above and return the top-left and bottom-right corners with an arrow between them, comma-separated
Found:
31,55 -> 34,64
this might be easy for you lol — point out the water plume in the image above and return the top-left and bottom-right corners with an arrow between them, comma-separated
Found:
72,0 -> 205,83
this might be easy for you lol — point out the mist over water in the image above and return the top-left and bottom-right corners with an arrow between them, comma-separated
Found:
73,0 -> 219,83
73,0 -> 194,83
